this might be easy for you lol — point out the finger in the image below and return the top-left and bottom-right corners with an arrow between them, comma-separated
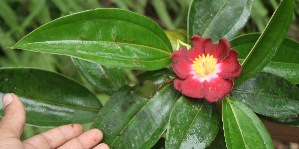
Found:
0,93 -> 26,139
23,124 -> 83,149
93,143 -> 110,149
58,129 -> 103,149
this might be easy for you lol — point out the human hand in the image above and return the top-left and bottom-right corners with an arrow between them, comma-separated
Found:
0,93 -> 109,149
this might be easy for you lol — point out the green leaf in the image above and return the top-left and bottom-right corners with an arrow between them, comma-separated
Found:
236,0 -> 295,84
12,9 -> 172,70
137,69 -> 175,85
261,115 -> 299,127
231,33 -> 299,84
231,33 -> 299,64
263,62 -> 299,84
222,98 -> 274,149
188,0 -> 254,41
166,96 -> 220,149
0,68 -> 102,127
230,72 -> 299,118
206,124 -> 226,149
92,83 -> 180,148
72,58 -> 126,95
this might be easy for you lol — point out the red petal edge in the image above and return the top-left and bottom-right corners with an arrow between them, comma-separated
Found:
203,78 -> 233,102
203,38 -> 230,62
174,77 -> 204,98
218,50 -> 242,79
171,47 -> 193,79
188,35 -> 205,60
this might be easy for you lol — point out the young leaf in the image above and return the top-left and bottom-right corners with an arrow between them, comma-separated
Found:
12,9 -> 172,70
230,72 -> 299,118
165,29 -> 187,51
0,68 -> 102,127
222,98 -> 274,149
166,96 -> 220,149
188,0 -> 254,41
236,0 -> 295,84
92,83 -> 180,148
72,58 -> 126,95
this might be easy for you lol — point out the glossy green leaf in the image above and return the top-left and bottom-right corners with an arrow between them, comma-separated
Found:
72,58 -> 126,95
222,98 -> 274,149
231,33 -> 299,84
188,0 -> 254,41
263,62 -> 299,84
236,0 -> 295,84
12,9 -> 172,70
206,125 -> 226,149
137,69 -> 175,85
261,115 -> 299,127
230,72 -> 299,118
231,33 -> 299,64
92,83 -> 180,148
166,96 -> 220,149
0,68 -> 102,127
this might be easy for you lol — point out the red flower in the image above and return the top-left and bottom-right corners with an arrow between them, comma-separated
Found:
171,35 -> 242,102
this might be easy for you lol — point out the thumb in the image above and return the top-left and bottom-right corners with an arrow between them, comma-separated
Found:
0,93 -> 26,139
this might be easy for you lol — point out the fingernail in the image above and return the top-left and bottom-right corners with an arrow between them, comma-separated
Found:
2,93 -> 14,108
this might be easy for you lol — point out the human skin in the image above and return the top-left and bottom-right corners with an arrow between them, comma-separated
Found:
0,93 -> 109,149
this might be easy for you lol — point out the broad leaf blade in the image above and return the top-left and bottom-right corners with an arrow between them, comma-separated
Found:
231,33 -> 299,64
222,98 -> 274,149
231,33 -> 299,84
166,96 -> 220,149
262,116 -> 299,127
263,62 -> 299,84
92,82 -> 180,148
188,0 -> 254,41
12,9 -> 172,70
0,68 -> 102,127
230,72 -> 299,118
72,58 -> 126,95
206,125 -> 226,149
236,0 -> 295,84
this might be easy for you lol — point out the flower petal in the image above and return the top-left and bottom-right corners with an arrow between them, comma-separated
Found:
203,38 -> 230,62
203,78 -> 233,102
171,47 -> 193,79
188,35 -> 205,60
218,50 -> 242,79
174,77 -> 204,98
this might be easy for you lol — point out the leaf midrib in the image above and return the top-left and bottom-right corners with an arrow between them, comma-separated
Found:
19,96 -> 100,112
15,18 -> 171,53
202,1 -> 228,37
228,100 -> 248,148
110,83 -> 173,147
178,101 -> 205,148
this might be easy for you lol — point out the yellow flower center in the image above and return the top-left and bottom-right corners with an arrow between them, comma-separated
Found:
193,54 -> 217,76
